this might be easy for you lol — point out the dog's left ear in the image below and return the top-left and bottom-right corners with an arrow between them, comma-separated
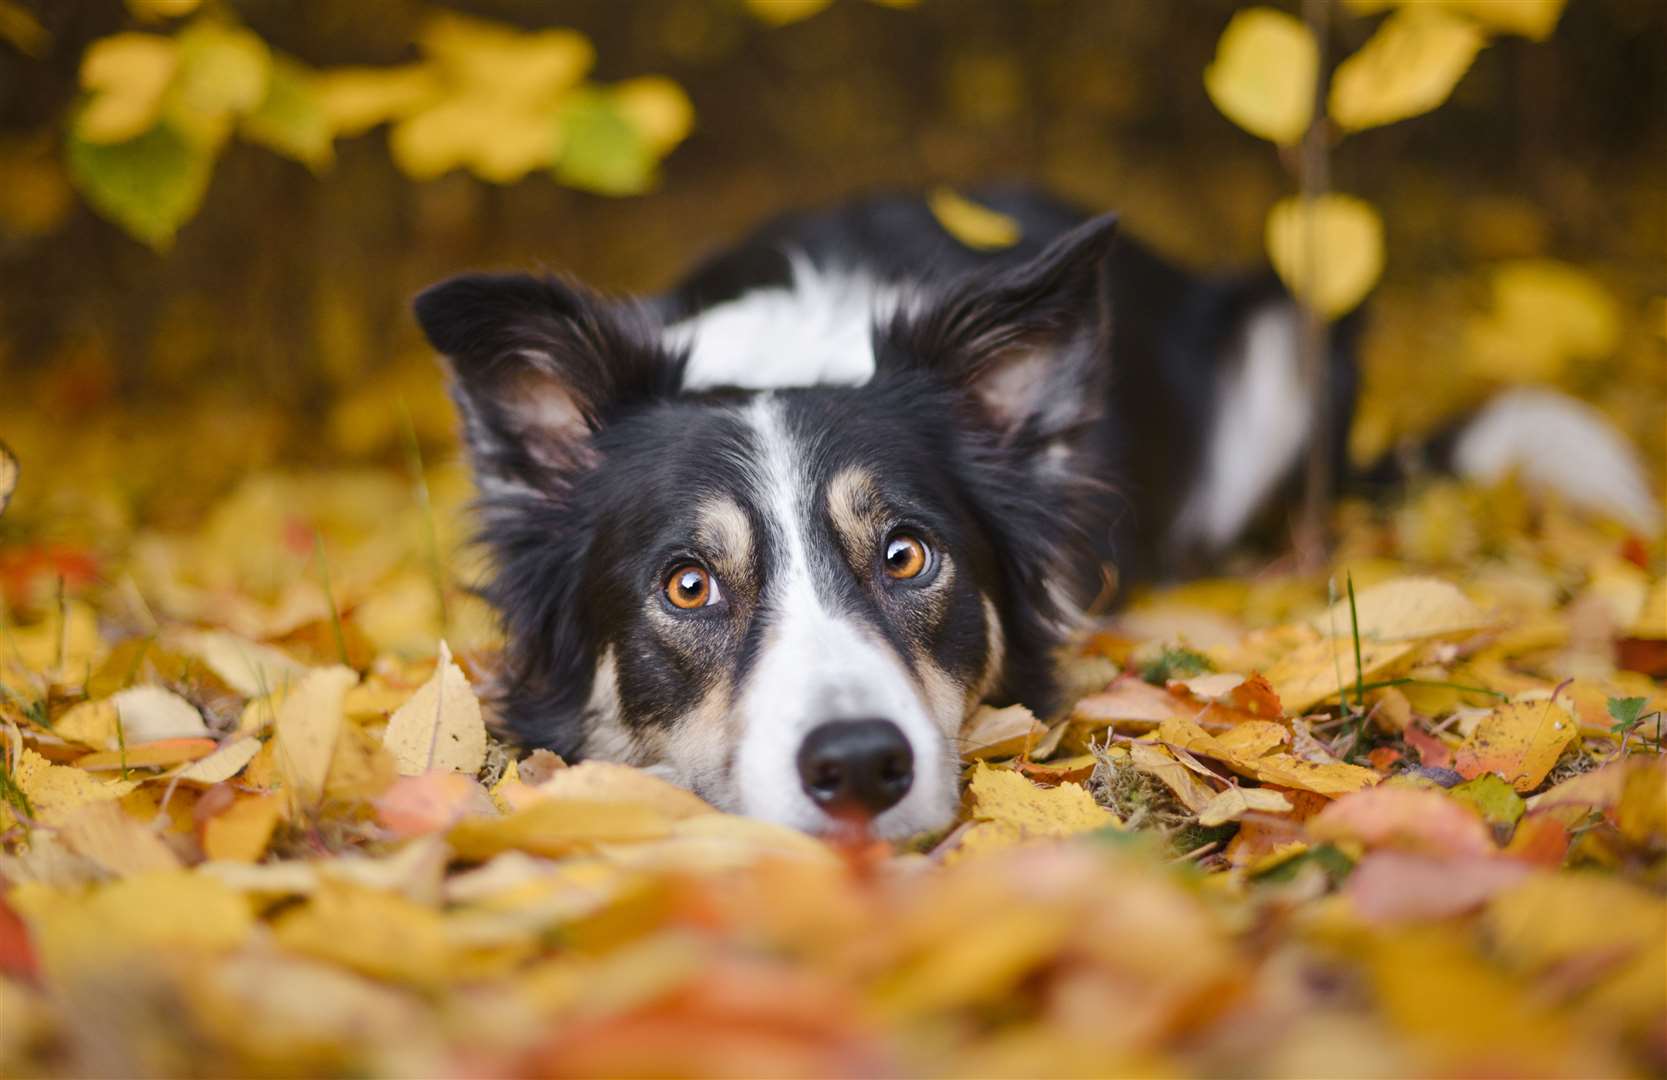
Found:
880,212 -> 1118,444
414,272 -> 677,494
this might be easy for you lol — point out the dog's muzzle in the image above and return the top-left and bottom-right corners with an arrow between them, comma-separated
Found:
795,718 -> 914,817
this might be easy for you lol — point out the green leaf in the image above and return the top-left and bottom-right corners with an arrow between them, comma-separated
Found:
1607,696 -> 1648,734
1449,773 -> 1526,831
241,57 -> 334,172
1136,645 -> 1214,686
553,89 -> 655,197
66,118 -> 216,250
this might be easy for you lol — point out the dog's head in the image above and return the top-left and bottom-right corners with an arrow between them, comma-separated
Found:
415,215 -> 1117,838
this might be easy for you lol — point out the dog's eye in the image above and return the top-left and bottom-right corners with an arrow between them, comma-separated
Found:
665,565 -> 721,610
882,533 -> 931,580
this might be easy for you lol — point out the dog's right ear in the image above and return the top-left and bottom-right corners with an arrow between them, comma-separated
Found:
414,273 -> 678,493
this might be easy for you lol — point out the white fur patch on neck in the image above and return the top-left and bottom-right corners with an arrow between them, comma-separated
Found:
1172,300 -> 1308,551
670,256 -> 909,392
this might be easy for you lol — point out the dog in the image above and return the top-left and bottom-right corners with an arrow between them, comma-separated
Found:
415,188 -> 1659,839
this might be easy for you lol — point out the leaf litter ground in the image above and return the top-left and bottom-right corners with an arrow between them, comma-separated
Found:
0,413 -> 1664,1077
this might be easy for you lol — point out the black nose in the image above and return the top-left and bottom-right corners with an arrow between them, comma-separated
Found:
796,719 -> 914,817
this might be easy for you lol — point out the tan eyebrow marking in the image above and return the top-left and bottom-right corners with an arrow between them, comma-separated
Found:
826,465 -> 886,563
694,495 -> 753,580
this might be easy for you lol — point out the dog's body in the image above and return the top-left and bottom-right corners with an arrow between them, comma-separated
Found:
416,188 -> 1659,839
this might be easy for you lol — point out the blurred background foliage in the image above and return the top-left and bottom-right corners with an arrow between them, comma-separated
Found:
0,0 -> 1662,538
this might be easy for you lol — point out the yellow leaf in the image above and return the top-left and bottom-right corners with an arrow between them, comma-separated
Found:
743,0 -> 836,26
174,734 -> 263,785
10,870 -> 253,977
613,75 -> 695,154
448,798 -> 672,860
927,187 -> 1022,252
274,882 -> 453,986
1455,700 -> 1579,792
967,762 -> 1119,836
1628,578 -> 1666,640
172,628 -> 307,698
1444,0 -> 1565,41
1127,741 -> 1217,814
527,760 -> 714,818
76,33 -> 179,144
1330,7 -> 1487,133
1258,629 -> 1414,713
274,665 -> 357,807
54,798 -> 182,876
8,746 -> 137,825
959,702 -> 1047,760
1310,575 -> 1490,641
75,737 -> 217,771
1203,8 -> 1318,145
1197,785 -> 1293,827
389,96 -> 553,183
1213,720 -> 1291,760
1265,194 -> 1385,319
315,65 -> 442,137
419,12 -> 593,102
1465,260 -> 1622,384
381,640 -> 486,777
173,22 -> 272,117
1489,871 -> 1666,972
202,791 -> 286,863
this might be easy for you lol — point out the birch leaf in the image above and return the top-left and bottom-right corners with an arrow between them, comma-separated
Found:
275,665 -> 357,807
1330,7 -> 1487,133
381,641 -> 486,777
1204,8 -> 1317,145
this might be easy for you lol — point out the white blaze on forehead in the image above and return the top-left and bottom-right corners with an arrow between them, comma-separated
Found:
670,256 -> 912,391
731,395 -> 957,838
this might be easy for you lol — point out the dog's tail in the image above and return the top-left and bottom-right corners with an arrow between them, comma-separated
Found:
1438,387 -> 1662,534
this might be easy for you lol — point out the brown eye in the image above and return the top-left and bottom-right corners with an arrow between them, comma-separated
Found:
665,565 -> 719,610
883,534 -> 930,580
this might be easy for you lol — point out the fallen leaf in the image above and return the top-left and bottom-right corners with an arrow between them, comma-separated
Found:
374,771 -> 496,839
1196,785 -> 1293,827
173,735 -> 262,784
959,702 -> 1047,760
529,760 -> 714,819
7,746 -> 137,824
173,629 -> 307,698
54,798 -> 182,875
968,762 -> 1119,837
1310,575 -> 1489,641
447,798 -> 672,860
1454,700 -> 1579,792
274,882 -> 452,986
202,791 -> 285,862
1448,772 -> 1525,831
274,664 -> 357,808
9,870 -> 253,976
1128,741 -> 1218,814
1310,785 -> 1494,857
75,736 -> 217,771
1203,7 -> 1317,145
1071,675 -> 1178,732
1345,851 -> 1531,923
381,641 -> 486,777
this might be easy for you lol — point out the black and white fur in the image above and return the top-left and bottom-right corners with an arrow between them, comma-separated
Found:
416,188 -> 1660,839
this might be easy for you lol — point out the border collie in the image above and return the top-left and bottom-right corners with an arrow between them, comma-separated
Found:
415,188 -> 1660,839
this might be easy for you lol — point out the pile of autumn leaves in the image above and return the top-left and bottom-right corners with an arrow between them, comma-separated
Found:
1,472 -> 1665,1076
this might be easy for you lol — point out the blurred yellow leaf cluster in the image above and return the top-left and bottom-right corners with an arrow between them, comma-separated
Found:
57,9 -> 693,247
1205,0 -> 1570,321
